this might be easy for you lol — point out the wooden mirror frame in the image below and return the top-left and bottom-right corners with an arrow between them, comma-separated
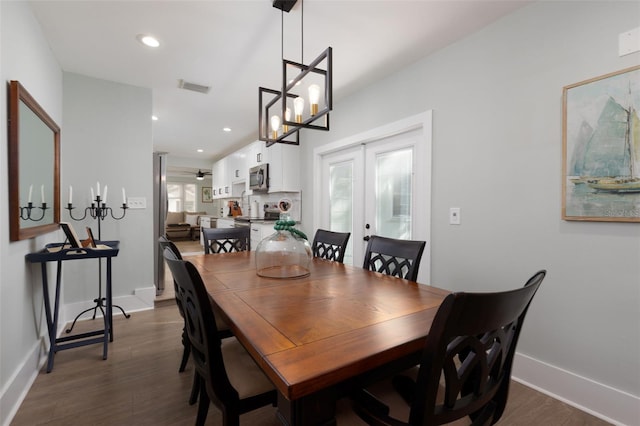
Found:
8,80 -> 60,241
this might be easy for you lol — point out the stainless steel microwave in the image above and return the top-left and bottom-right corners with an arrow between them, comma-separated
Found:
249,164 -> 269,191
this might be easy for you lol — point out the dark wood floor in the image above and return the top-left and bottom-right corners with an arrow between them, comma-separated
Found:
11,304 -> 610,425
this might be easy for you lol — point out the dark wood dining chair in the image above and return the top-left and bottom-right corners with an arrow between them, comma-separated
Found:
158,236 -> 191,372
203,227 -> 250,254
362,235 -> 426,281
351,270 -> 546,426
158,236 -> 232,406
163,248 -> 277,426
311,229 -> 351,263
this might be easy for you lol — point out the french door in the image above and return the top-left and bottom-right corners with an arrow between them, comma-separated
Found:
315,112 -> 432,282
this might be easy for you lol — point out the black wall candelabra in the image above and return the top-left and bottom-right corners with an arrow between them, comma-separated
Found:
20,202 -> 49,221
64,195 -> 130,333
66,196 -> 128,236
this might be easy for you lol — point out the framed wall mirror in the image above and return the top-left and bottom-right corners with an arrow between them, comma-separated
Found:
8,80 -> 60,241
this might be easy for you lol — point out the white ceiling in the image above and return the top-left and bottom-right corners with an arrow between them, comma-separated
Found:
29,0 -> 530,165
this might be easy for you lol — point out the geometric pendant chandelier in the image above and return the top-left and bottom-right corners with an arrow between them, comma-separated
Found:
259,0 -> 333,147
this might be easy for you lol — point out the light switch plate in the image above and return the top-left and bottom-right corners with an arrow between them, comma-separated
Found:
619,26 -> 640,56
128,197 -> 146,209
449,207 -> 461,225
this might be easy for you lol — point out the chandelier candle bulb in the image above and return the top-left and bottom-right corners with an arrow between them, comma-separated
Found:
28,184 -> 33,203
97,181 -> 100,197
294,97 -> 305,123
283,107 -> 291,132
69,186 -> 73,204
122,188 -> 126,205
308,84 -> 320,115
270,115 -> 281,139
103,185 -> 108,205
41,185 -> 45,204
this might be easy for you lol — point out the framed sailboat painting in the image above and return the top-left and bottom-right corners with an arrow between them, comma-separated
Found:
562,65 -> 640,222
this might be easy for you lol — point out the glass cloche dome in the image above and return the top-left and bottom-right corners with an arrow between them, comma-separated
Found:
255,210 -> 311,279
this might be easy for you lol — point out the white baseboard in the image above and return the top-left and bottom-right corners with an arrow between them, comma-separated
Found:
1,287 -> 156,426
513,352 -> 640,426
0,339 -> 45,426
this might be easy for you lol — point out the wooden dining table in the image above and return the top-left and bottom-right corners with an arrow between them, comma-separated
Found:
188,251 -> 449,426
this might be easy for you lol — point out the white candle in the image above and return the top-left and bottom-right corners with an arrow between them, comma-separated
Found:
122,187 -> 126,205
97,181 -> 100,197
91,187 -> 95,202
41,185 -> 45,204
28,184 -> 33,203
103,185 -> 108,204
69,185 -> 73,204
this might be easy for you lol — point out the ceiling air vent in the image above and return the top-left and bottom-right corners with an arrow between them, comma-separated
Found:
178,79 -> 210,94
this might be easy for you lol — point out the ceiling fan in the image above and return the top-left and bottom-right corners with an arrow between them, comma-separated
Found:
195,169 -> 212,180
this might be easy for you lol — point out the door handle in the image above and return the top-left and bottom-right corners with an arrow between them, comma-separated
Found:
363,235 -> 370,241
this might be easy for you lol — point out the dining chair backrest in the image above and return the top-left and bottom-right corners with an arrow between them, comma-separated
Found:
162,248 -> 276,425
362,235 -> 426,281
158,234 -> 182,259
203,227 -> 250,254
312,229 -> 351,263
159,235 -> 232,339
352,270 -> 546,426
159,235 -> 199,403
163,248 -> 232,396
157,235 -> 183,311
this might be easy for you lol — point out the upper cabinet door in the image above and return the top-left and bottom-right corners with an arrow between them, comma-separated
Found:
247,140 -> 266,168
229,147 -> 247,184
266,143 -> 300,193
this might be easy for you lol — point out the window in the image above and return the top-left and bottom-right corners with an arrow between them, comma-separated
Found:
168,183 -> 196,212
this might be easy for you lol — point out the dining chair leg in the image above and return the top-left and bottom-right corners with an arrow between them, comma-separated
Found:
195,383 -> 210,426
222,409 -> 240,426
189,372 -> 200,405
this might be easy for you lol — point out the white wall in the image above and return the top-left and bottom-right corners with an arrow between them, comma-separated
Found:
0,2 -> 63,424
61,72 -> 154,305
300,1 -> 639,424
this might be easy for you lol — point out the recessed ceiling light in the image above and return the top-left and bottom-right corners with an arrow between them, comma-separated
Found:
151,115 -> 158,121
136,34 -> 160,48
223,127 -> 231,132
197,149 -> 204,153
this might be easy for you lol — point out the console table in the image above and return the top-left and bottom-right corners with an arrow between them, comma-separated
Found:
26,241 -> 119,373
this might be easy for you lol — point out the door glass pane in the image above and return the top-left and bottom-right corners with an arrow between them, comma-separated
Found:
375,148 -> 412,239
329,161 -> 353,265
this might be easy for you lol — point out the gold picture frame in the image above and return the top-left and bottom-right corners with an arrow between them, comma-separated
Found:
562,65 -> 640,222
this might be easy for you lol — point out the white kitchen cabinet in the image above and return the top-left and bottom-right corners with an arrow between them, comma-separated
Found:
250,222 -> 276,251
216,217 -> 235,229
250,224 -> 262,250
199,216 -> 215,246
229,147 -> 247,184
246,140 -> 267,169
212,158 -> 227,199
265,143 -> 300,193
213,150 -> 247,199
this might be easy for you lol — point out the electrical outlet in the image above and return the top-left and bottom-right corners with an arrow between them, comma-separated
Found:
128,197 -> 146,209
449,207 -> 461,225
